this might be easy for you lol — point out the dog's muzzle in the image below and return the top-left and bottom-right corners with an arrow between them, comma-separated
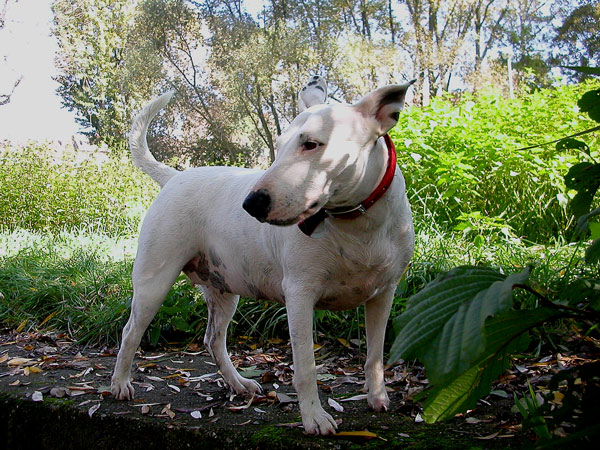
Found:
242,189 -> 271,223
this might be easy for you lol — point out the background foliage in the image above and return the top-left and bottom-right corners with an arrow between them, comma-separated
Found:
0,143 -> 157,234
49,0 -> 600,165
393,80 -> 600,242
389,72 -> 600,443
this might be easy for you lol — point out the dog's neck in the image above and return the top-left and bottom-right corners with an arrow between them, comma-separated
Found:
298,135 -> 396,236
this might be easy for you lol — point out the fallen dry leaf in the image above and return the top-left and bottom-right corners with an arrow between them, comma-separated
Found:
340,394 -> 368,402
8,357 -> 33,367
551,391 -> 565,405
23,366 -> 43,376
336,338 -> 351,349
70,367 -> 93,378
328,397 -> 344,412
334,430 -> 380,440
50,387 -> 68,398
274,421 -> 303,428
475,432 -> 500,440
276,392 -> 297,404
228,393 -> 256,411
88,403 -> 101,418
161,403 -> 176,419
141,353 -> 168,360
132,402 -> 162,408
133,381 -> 155,392
16,319 -> 27,333
146,375 -> 164,382
39,311 -> 56,327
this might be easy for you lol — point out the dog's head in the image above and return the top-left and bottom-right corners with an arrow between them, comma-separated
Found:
243,78 -> 415,226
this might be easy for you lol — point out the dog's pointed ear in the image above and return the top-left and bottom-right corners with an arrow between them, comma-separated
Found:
354,80 -> 416,136
298,75 -> 328,112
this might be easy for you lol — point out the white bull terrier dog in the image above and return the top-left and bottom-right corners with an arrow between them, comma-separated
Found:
111,76 -> 416,435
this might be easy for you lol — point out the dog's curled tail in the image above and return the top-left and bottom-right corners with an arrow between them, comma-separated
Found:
129,91 -> 179,188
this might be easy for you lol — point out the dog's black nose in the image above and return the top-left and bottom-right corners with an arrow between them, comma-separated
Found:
242,189 -> 271,222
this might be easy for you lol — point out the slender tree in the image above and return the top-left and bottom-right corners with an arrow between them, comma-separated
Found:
552,0 -> 600,80
52,0 -> 155,152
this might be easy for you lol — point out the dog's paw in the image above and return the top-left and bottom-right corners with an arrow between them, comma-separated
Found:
301,404 -> 338,435
111,378 -> 135,400
229,375 -> 263,396
367,388 -> 390,412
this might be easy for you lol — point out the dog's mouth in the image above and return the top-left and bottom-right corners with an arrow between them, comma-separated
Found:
265,201 -> 322,226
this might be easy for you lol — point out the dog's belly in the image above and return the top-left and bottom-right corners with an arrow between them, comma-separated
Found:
314,270 -> 390,310
314,290 -> 374,311
183,250 -> 286,304
181,232 -> 403,311
183,253 -> 383,310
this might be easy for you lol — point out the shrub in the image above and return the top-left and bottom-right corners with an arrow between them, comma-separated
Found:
393,81 -> 600,243
0,142 -> 157,234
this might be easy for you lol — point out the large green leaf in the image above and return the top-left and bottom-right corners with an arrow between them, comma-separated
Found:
578,89 -> 600,123
390,264 -> 566,423
555,138 -> 590,154
422,308 -> 561,423
585,238 -> 600,265
390,266 -> 505,362
561,66 -> 600,77
419,270 -> 530,386
574,207 -> 600,239
564,163 -> 600,219
564,162 -> 600,192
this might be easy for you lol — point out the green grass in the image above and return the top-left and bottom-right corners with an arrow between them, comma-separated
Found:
1,81 -> 598,346
0,225 -> 586,347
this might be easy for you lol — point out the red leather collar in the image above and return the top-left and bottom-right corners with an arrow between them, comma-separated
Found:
298,134 -> 397,236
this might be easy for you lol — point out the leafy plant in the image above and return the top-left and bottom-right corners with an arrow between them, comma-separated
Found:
389,68 -> 600,444
393,80 -> 600,243
0,142 -> 157,234
557,66 -> 600,265
513,382 -> 552,441
389,266 -> 564,422
147,277 -> 206,346
513,361 -> 600,443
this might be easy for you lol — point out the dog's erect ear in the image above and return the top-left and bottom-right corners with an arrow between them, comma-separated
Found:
354,80 -> 416,136
298,75 -> 328,112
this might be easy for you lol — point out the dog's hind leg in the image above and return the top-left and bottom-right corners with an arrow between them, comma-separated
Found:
201,286 -> 262,395
111,260 -> 183,400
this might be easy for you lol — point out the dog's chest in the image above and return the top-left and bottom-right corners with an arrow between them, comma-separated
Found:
312,237 -> 402,310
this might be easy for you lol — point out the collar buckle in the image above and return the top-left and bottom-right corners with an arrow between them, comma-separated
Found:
326,203 -> 366,217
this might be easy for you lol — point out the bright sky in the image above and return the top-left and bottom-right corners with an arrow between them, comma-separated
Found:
0,0 -> 266,144
0,0 -> 80,143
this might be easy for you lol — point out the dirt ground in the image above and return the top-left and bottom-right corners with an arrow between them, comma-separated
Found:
0,328 -> 528,449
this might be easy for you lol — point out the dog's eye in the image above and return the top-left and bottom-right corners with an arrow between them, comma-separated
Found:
302,141 -> 321,151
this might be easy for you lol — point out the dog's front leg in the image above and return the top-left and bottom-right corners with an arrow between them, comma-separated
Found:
285,286 -> 337,435
364,286 -> 395,411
